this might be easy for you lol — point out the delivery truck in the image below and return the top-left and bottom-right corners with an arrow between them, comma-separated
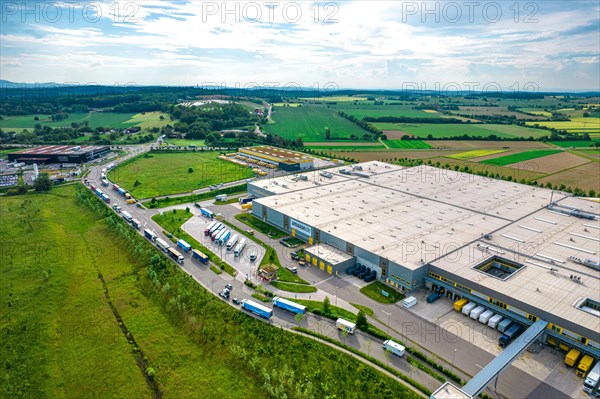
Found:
234,238 -> 247,257
156,238 -> 170,253
191,249 -> 209,264
122,211 -> 133,223
209,222 -> 223,234
144,229 -> 157,242
499,323 -> 522,348
479,310 -> 494,324
177,239 -> 192,252
462,302 -> 477,316
204,221 -> 217,236
168,247 -> 184,264
226,234 -> 239,250
118,187 -> 127,196
272,297 -> 306,315
584,361 -> 600,394
382,340 -> 405,357
112,183 -> 120,191
470,306 -> 486,320
217,230 -> 231,245
215,194 -> 227,201
566,348 -> 582,367
239,196 -> 254,204
577,355 -> 595,378
131,218 -> 141,229
213,229 -> 227,242
497,319 -> 513,333
200,207 -> 214,218
488,314 -> 503,329
102,179 -> 109,187
241,299 -> 273,319
336,318 -> 356,335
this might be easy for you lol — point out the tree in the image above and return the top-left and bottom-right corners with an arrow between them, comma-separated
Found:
188,167 -> 194,173
323,296 -> 331,315
356,310 -> 368,330
34,172 -> 52,191
325,127 -> 331,140
294,137 -> 304,148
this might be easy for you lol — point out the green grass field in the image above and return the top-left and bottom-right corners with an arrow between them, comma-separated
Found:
550,140 -> 600,148
385,140 -> 431,149
480,150 -> 562,166
235,213 -> 288,239
375,123 -> 548,139
360,281 -> 404,304
307,145 -> 385,151
449,150 -> 507,160
0,111 -> 170,130
334,104 -> 442,119
0,147 -> 24,158
526,117 -> 600,133
265,106 -> 372,141
108,151 -> 254,198
162,138 -> 206,147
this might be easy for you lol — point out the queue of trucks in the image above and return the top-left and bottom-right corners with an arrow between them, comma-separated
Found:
241,299 -> 273,319
272,297 -> 306,315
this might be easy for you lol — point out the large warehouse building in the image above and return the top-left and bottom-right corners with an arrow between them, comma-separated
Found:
8,145 -> 110,164
249,161 -> 600,359
239,145 -> 313,171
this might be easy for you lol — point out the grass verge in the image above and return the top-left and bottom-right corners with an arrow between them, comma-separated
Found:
235,213 -> 288,239
271,281 -> 317,293
360,281 -> 405,304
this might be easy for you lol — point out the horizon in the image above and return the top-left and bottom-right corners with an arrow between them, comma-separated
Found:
2,1 -> 599,92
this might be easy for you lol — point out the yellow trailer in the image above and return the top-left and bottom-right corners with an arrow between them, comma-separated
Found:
126,198 -> 137,204
577,355 -> 594,377
454,298 -> 468,312
565,348 -> 582,367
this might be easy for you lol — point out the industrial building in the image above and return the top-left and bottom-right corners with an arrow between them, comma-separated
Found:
249,161 -> 600,359
8,145 -> 110,164
239,145 -> 313,171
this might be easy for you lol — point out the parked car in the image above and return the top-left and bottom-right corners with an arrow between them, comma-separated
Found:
291,252 -> 300,261
225,284 -> 233,291
246,229 -> 254,235
427,292 -> 442,303
219,288 -> 230,299
232,297 -> 241,305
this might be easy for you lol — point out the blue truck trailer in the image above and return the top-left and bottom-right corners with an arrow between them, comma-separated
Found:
200,207 -> 214,218
191,249 -> 209,264
241,299 -> 273,319
117,187 -> 127,196
177,239 -> 192,252
499,323 -> 523,348
272,297 -> 306,315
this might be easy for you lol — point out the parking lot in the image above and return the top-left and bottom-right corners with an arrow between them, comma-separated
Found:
408,290 -> 586,399
0,174 -> 18,187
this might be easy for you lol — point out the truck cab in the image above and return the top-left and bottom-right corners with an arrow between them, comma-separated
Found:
499,324 -> 522,348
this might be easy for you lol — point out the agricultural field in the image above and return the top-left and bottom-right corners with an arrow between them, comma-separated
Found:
302,95 -> 369,102
549,140 -> 600,148
451,106 -> 545,120
505,151 -> 589,174
307,145 -> 386,151
161,138 -> 206,147
334,104 -> 442,119
449,149 -> 507,160
385,140 -> 431,149
426,140 -> 552,150
526,117 -> 600,134
266,106 -> 371,141
0,111 -> 171,131
0,147 -> 24,158
538,162 -> 600,193
481,150 -> 562,166
517,109 -> 553,117
374,123 -> 548,139
108,151 -> 254,198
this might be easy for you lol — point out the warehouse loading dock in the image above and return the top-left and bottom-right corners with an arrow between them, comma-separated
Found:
304,243 -> 355,275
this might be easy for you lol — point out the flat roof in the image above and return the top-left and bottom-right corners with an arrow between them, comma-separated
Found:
255,164 -> 563,270
305,243 -> 355,265
240,145 -> 313,162
14,145 -> 108,156
431,382 -> 472,399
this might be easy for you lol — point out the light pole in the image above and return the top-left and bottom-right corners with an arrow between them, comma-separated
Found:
451,348 -> 457,374
381,310 -> 391,335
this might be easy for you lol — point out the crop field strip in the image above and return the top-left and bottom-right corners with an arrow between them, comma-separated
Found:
448,150 -> 507,160
480,150 -> 562,166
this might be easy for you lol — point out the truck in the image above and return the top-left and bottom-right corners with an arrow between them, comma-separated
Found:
131,218 -> 141,229
461,302 -> 477,316
100,193 -> 111,203
117,187 -> 127,196
497,319 -> 513,333
144,229 -> 157,242
215,194 -> 227,201
470,306 -> 486,320
382,340 -> 405,357
234,238 -> 247,257
209,222 -> 223,235
200,207 -> 214,218
121,211 -> 133,223
488,314 -> 503,329
479,310 -> 495,324
241,299 -> 273,319
239,196 -> 254,204
191,249 -> 209,264
213,228 -> 226,242
272,296 -> 306,315
125,193 -> 132,199
577,355 -> 595,378
566,348 -> 582,367
499,323 -> 522,348
90,184 -> 97,191
204,221 -> 217,236
168,247 -> 184,264
454,298 -> 468,312
177,239 -> 192,252
336,318 -> 356,335
226,234 -> 239,250
156,238 -> 170,253
112,183 -> 120,191
584,361 -> 600,394
95,188 -> 103,196
101,179 -> 109,187
217,230 -> 231,245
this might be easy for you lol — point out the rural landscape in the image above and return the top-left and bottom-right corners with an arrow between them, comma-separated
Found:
1,2 -> 599,399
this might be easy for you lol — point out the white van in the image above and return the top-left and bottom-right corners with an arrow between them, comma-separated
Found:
461,302 -> 477,316
470,306 -> 486,320
479,310 -> 494,324
402,296 -> 417,309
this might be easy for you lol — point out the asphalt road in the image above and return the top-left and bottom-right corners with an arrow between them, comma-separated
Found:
84,146 -> 569,399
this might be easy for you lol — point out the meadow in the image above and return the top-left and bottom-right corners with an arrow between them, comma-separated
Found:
526,117 -> 600,134
480,150 -> 562,166
108,151 -> 254,198
449,150 -> 507,160
549,140 -> 600,148
334,104 -> 442,119
0,111 -> 170,130
265,106 -> 371,141
385,140 -> 431,149
307,145 -> 386,151
375,123 -> 548,139
161,138 -> 206,147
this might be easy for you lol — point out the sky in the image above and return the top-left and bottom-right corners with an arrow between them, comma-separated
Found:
1,0 -> 599,91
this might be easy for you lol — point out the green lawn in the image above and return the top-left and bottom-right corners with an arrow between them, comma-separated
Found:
280,236 -> 305,247
449,150 -> 507,160
306,145 -> 385,151
235,213 -> 288,239
480,150 -> 562,166
0,112 -> 137,130
123,111 -> 172,128
266,106 -> 372,141
0,147 -> 25,158
374,123 -> 548,139
270,281 -> 317,293
360,281 -> 404,304
550,140 -> 600,148
162,138 -> 206,147
385,140 -> 431,149
108,151 -> 254,198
